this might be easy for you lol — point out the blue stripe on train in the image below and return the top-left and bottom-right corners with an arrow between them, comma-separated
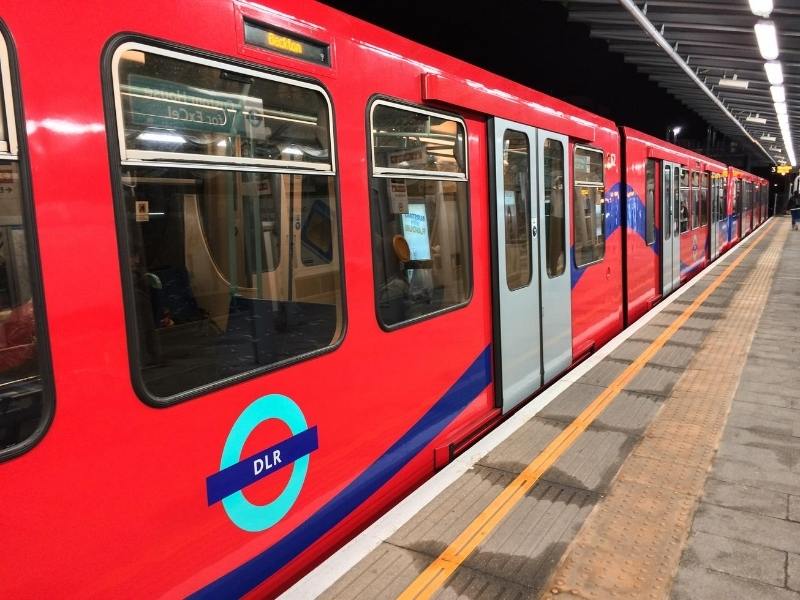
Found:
190,346 -> 493,599
572,183 -> 660,289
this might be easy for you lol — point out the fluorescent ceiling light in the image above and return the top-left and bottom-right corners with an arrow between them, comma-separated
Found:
719,75 -> 749,89
137,131 -> 186,144
746,113 -> 767,124
769,145 -> 783,153
771,86 -> 786,103
754,21 -> 779,60
765,61 -> 784,85
775,102 -> 788,115
749,0 -> 773,17
761,133 -> 777,141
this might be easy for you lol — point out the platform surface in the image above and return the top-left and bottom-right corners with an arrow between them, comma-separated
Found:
284,217 -> 799,600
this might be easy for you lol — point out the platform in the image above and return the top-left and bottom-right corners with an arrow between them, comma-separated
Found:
284,216 -> 799,600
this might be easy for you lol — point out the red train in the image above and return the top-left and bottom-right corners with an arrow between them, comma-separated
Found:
0,1 -> 767,597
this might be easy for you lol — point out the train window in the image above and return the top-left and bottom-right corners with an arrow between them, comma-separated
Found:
679,168 -> 689,233
735,179 -> 742,214
720,178 -> 728,221
744,182 -> 752,213
700,172 -> 709,226
0,81 -> 6,152
502,130 -> 531,291
645,159 -> 656,245
673,167 -> 680,237
0,32 -> 52,459
573,146 -> 604,267
690,171 -> 700,229
368,100 -> 470,328
115,47 -> 333,171
544,139 -> 566,276
111,43 -> 343,401
371,101 -> 466,177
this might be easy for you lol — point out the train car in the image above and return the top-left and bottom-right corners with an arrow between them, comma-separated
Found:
0,0 -> 630,597
0,0 -> 770,596
621,128 -> 727,324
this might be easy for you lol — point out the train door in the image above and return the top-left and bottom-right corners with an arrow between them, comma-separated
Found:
490,118 -> 571,413
661,162 -> 681,294
537,130 -> 571,383
710,176 -> 719,260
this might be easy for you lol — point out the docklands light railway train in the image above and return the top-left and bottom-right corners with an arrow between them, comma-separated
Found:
0,0 -> 768,597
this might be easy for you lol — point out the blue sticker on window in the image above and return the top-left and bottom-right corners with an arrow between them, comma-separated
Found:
206,394 -> 318,532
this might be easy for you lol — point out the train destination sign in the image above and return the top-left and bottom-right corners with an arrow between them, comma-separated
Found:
244,20 -> 330,66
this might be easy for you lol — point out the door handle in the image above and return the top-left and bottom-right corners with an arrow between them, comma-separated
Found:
531,224 -> 538,238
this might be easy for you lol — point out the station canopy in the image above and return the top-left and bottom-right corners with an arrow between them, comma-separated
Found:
549,0 -> 798,167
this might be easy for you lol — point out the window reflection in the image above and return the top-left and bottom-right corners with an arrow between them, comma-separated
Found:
0,161 -> 44,452
679,168 -> 689,233
369,102 -> 470,328
502,130 -> 531,290
645,159 -> 656,245
573,146 -> 604,266
544,139 -> 566,276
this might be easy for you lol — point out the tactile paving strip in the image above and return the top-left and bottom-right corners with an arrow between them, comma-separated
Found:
540,222 -> 788,600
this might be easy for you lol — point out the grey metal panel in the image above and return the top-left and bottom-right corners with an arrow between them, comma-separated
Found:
671,164 -> 682,289
711,178 -> 719,260
492,118 -> 542,413
662,162 -> 675,295
537,129 -> 572,383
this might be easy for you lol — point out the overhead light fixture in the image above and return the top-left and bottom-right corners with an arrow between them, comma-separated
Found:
761,133 -> 777,142
775,102 -> 788,115
672,126 -> 682,135
765,61 -> 784,85
137,131 -> 187,144
754,20 -> 779,60
749,0 -> 774,17
746,113 -> 767,124
771,85 -> 786,103
769,145 -> 783,153
719,74 -> 750,89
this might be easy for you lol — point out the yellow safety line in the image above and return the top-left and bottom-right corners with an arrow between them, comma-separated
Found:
398,221 -> 776,600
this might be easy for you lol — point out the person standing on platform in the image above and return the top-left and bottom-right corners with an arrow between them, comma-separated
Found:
790,190 -> 800,230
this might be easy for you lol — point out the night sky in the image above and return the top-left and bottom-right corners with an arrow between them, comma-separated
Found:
319,0 -> 769,176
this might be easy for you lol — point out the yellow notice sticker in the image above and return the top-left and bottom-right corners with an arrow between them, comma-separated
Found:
135,200 -> 149,222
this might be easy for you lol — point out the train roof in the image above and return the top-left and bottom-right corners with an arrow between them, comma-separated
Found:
621,127 -> 728,172
268,0 -> 619,141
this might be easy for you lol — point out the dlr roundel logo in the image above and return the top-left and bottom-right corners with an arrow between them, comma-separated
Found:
205,394 -> 319,532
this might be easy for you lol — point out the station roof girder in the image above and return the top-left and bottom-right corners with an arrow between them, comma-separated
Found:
551,0 -> 800,166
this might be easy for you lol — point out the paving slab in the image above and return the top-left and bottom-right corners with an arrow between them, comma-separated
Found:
388,465 -> 516,556
678,530 -> 786,587
479,418 -> 636,493
701,478 -> 788,519
790,496 -> 800,523
671,565 -> 800,600
461,481 -> 596,592
538,383 -> 662,436
692,502 -> 800,555
790,554 -> 800,593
